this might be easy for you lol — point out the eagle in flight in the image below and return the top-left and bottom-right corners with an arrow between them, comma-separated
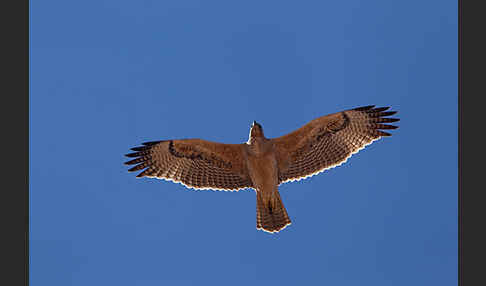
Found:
125,105 -> 399,233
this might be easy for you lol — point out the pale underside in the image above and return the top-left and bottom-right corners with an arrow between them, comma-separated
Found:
278,137 -> 381,184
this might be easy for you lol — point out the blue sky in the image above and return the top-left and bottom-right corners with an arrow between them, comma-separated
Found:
30,1 -> 457,285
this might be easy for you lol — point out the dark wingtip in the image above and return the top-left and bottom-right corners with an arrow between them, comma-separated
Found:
377,130 -> 392,136
372,106 -> 390,112
379,111 -> 397,116
142,141 -> 162,146
125,141 -> 161,176
125,157 -> 145,165
128,164 -> 146,172
378,117 -> 400,123
131,146 -> 150,152
125,152 -> 142,158
354,105 -> 375,111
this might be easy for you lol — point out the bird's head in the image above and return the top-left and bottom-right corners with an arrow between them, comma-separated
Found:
249,121 -> 265,139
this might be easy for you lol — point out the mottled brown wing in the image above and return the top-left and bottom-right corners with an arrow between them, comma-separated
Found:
125,139 -> 253,191
272,105 -> 399,184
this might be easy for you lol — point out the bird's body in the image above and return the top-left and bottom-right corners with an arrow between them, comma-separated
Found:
245,133 -> 291,232
125,105 -> 399,233
246,138 -> 278,198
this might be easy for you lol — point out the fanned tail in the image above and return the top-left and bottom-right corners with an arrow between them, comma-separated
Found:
256,190 -> 291,233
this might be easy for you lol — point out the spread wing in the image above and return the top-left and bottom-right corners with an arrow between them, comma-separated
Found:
272,105 -> 399,184
125,139 -> 253,191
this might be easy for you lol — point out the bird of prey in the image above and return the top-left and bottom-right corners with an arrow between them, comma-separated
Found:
125,105 -> 399,233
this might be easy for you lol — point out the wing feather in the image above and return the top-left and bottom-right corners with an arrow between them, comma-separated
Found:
272,105 -> 399,184
125,139 -> 253,191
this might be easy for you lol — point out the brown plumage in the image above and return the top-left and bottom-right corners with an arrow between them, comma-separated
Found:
125,105 -> 399,233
